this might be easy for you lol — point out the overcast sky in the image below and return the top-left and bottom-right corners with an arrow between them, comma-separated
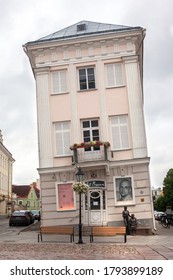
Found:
0,0 -> 172,187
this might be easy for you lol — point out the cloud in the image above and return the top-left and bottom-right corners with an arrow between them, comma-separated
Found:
0,0 -> 172,186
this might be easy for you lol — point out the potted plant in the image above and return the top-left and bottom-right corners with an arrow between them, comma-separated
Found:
72,182 -> 89,193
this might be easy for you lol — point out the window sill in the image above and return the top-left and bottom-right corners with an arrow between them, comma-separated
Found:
111,148 -> 131,152
77,88 -> 97,93
106,85 -> 125,89
51,91 -> 69,96
54,154 -> 72,158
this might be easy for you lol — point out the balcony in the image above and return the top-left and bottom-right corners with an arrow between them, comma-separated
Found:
70,141 -> 110,164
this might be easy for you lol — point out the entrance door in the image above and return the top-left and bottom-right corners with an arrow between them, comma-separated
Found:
84,188 -> 106,225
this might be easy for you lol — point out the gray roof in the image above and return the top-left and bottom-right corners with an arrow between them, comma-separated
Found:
27,20 -> 141,45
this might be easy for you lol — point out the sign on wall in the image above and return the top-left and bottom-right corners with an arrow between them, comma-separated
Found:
87,180 -> 105,188
56,183 -> 75,211
114,176 -> 135,205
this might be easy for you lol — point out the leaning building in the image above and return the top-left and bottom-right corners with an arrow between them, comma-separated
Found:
24,21 -> 154,231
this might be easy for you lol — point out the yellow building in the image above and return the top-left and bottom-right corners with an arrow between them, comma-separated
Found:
0,130 -> 15,215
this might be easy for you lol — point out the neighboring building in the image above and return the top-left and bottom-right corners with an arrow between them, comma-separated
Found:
152,187 -> 163,203
0,130 -> 15,215
12,182 -> 40,211
24,20 -> 154,229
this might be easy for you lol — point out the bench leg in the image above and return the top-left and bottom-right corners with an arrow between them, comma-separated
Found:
38,233 -> 43,242
90,235 -> 93,243
124,234 -> 127,243
70,234 -> 74,243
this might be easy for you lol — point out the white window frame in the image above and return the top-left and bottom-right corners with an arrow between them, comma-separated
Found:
110,115 -> 130,150
81,119 -> 100,151
55,182 -> 76,211
78,67 -> 96,91
54,121 -> 71,156
51,70 -> 67,94
106,63 -> 124,88
113,176 -> 135,206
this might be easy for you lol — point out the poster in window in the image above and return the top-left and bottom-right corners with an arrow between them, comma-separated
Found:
114,176 -> 135,205
57,183 -> 75,211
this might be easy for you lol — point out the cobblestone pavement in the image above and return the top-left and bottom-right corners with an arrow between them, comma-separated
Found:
0,219 -> 173,260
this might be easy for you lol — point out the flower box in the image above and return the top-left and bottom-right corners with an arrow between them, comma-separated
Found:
70,141 -> 110,150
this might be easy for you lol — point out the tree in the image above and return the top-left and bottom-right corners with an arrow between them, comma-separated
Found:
162,168 -> 173,210
154,196 -> 166,212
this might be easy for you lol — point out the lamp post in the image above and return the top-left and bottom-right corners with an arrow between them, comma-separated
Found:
75,167 -> 84,244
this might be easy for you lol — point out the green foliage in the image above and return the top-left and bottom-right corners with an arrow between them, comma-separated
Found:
154,168 -> 173,211
163,168 -> 173,209
154,196 -> 166,212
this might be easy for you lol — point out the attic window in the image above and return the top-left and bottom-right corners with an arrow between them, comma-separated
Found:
77,24 -> 86,31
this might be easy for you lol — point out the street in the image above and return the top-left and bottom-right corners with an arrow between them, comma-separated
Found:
0,215 -> 173,259
0,215 -> 39,237
1,215 -> 173,237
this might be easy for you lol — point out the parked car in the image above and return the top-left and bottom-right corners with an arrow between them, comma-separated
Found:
19,210 -> 35,224
9,211 -> 31,226
154,211 -> 165,220
26,210 -> 35,224
31,210 -> 41,221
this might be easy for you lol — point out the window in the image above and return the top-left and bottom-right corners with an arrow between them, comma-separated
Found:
110,115 -> 129,150
106,63 -> 124,87
56,183 -> 76,211
54,122 -> 71,156
79,67 -> 95,90
52,70 -> 67,94
26,201 -> 30,207
77,24 -> 86,31
82,119 -> 100,151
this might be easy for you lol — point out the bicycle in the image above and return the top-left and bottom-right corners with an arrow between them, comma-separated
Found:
160,214 -> 170,228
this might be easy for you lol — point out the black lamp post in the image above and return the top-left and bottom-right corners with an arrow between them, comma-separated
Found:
75,167 -> 84,244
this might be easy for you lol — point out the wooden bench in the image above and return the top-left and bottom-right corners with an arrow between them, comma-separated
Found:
90,226 -> 127,243
38,226 -> 74,243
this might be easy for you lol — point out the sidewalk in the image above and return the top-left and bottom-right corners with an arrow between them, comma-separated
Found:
0,221 -> 173,260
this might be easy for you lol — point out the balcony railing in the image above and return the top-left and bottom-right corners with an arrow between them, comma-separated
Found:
70,141 -> 110,164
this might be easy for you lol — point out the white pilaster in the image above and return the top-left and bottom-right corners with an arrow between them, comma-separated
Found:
69,63 -> 80,142
97,60 -> 108,140
125,58 -> 148,158
36,71 -> 53,168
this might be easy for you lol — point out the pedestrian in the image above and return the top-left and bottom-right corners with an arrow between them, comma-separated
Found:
129,213 -> 138,235
122,206 -> 131,235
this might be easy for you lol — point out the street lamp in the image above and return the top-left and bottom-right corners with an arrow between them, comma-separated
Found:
75,167 -> 84,244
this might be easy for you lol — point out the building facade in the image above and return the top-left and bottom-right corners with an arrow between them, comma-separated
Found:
12,182 -> 40,211
24,21 -> 154,229
152,187 -> 163,204
0,130 -> 15,215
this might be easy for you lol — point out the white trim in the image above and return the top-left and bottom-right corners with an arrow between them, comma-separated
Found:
124,60 -> 147,158
36,72 -> 53,168
78,66 -> 96,91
